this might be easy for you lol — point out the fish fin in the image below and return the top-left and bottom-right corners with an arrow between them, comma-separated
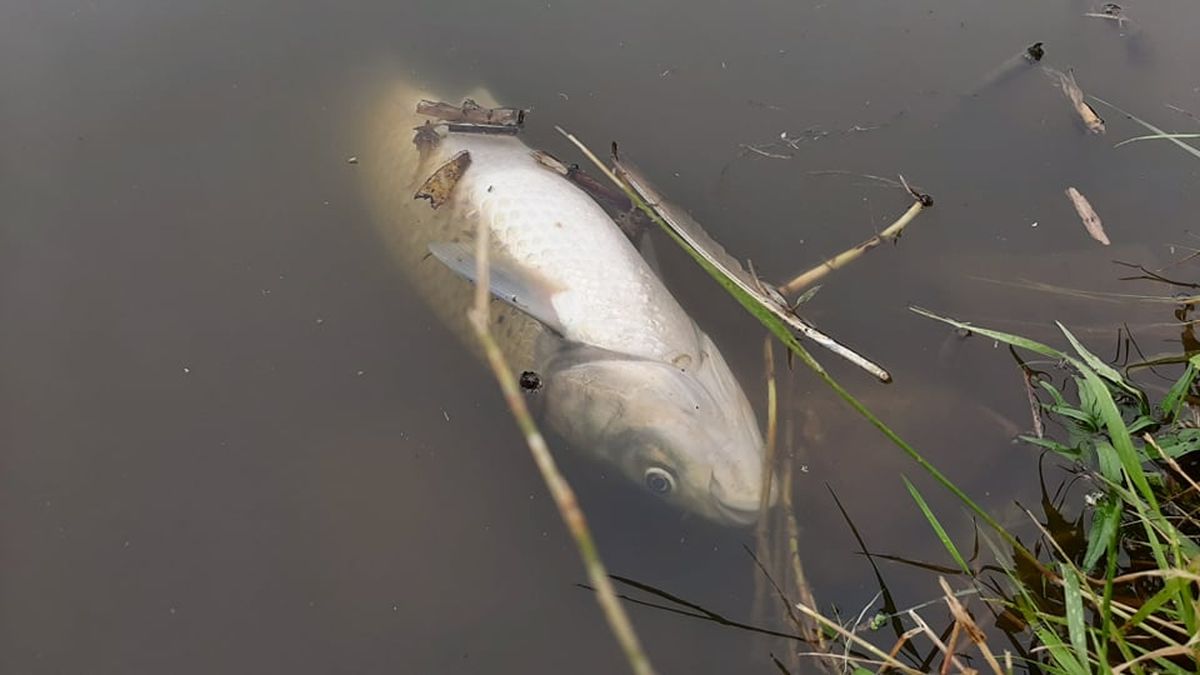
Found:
638,230 -> 665,278
427,241 -> 565,333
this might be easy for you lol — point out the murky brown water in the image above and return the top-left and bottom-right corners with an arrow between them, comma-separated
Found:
4,1 -> 1200,672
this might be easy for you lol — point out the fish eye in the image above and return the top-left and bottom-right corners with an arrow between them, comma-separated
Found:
644,467 -> 675,495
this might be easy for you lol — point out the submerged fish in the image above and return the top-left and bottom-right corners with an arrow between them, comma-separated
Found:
359,78 -> 770,525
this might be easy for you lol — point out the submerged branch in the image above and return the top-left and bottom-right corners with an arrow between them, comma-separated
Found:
466,221 -> 656,675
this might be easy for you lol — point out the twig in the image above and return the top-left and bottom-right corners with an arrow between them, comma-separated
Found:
781,197 -> 929,295
1009,347 -> 1045,439
752,336 -> 781,636
467,224 -> 656,675
907,610 -> 969,673
879,628 -> 926,674
741,144 -> 793,160
1145,433 -> 1200,498
939,577 -> 1005,675
792,603 -> 924,675
1111,642 -> 1199,675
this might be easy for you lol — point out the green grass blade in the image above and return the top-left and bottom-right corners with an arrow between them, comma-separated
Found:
1058,322 -> 1143,402
1113,133 -> 1200,148
903,476 -> 970,574
1160,354 -> 1200,421
913,307 -> 1073,363
1059,564 -> 1090,670
1092,95 -> 1200,160
1077,366 -> 1157,508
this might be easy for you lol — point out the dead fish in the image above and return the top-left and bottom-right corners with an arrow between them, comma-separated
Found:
359,78 -> 771,526
1065,187 -> 1110,245
1047,67 -> 1106,134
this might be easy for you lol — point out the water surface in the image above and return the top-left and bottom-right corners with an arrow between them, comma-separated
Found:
4,0 -> 1200,672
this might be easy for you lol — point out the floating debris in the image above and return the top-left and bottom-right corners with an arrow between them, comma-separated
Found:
1065,187 -> 1110,245
965,42 -> 1045,97
1047,68 -> 1106,134
412,120 -> 442,154
1084,3 -> 1132,27
416,98 -> 525,127
414,150 -> 471,209
739,144 -> 791,160
519,371 -> 542,391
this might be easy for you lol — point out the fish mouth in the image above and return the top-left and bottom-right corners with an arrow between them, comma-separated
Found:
714,499 -> 762,526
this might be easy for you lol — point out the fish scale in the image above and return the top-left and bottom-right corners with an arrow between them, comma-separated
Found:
440,132 -> 700,364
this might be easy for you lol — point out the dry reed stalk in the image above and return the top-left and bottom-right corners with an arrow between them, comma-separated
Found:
466,223 -> 656,675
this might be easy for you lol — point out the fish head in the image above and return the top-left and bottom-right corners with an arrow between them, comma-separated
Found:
542,335 -> 773,526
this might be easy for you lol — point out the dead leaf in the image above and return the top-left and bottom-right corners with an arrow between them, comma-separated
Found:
414,150 -> 471,210
1066,187 -> 1110,245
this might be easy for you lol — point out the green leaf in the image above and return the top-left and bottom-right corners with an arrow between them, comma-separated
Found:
1032,624 -> 1087,675
1020,435 -> 1082,458
1039,380 -> 1071,408
1126,415 -> 1157,435
1094,440 -> 1123,484
1058,322 -> 1133,392
1078,366 -> 1156,503
1160,354 -> 1200,421
903,476 -> 970,575
1060,564 -> 1089,671
1082,497 -> 1120,572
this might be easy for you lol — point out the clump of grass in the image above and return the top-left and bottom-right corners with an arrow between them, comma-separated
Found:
898,309 -> 1200,675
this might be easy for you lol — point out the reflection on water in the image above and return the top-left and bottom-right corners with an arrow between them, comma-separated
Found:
3,0 -> 1200,672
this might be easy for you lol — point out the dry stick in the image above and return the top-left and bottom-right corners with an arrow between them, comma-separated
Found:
1111,643 -> 1199,675
938,577 -> 1005,675
778,442 -> 835,675
1145,433 -> 1200,498
466,225 -> 656,675
780,199 -> 926,295
879,628 -> 926,675
751,336 -> 781,657
939,620 -> 962,675
907,610 -> 969,673
781,450 -> 822,648
792,603 -> 923,675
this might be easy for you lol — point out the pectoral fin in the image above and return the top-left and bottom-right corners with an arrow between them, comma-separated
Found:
428,242 -> 565,334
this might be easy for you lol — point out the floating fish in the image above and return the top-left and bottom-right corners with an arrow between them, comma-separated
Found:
359,80 -> 771,525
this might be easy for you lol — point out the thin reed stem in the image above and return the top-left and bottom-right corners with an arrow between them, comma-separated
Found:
467,224 -> 656,675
